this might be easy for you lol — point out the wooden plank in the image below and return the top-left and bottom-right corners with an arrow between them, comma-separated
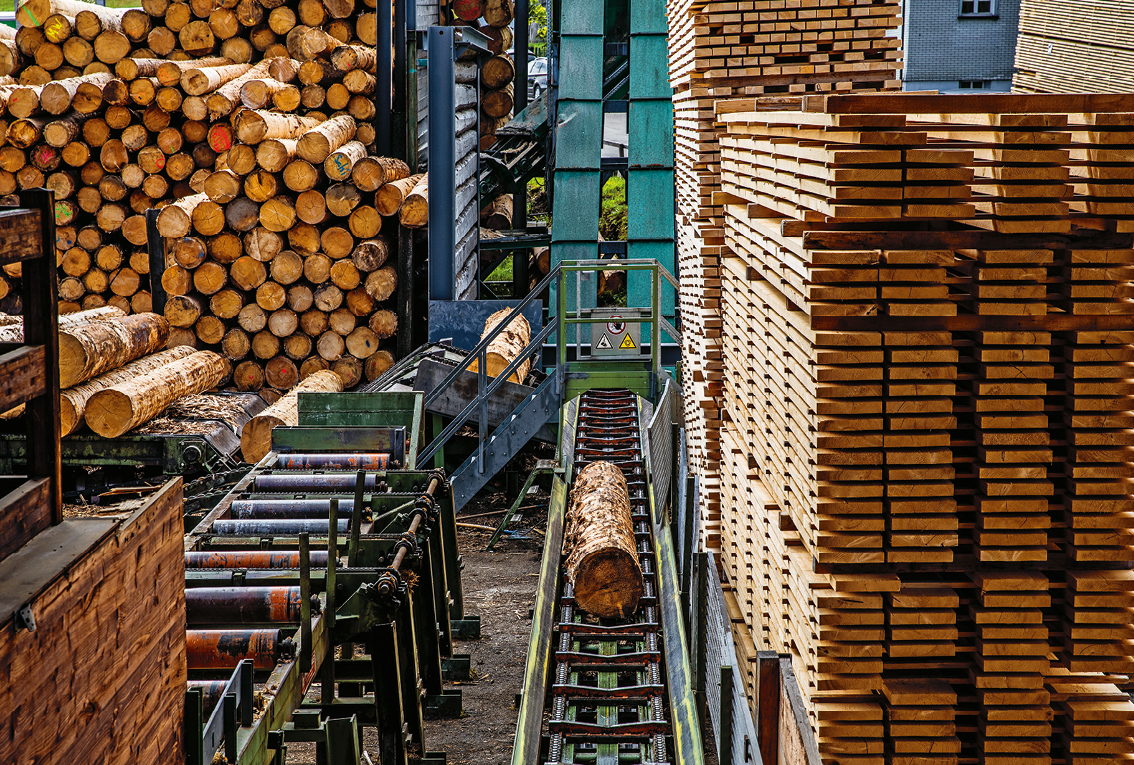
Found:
0,477 -> 51,564
0,515 -> 117,625
0,208 -> 44,265
0,344 -> 46,413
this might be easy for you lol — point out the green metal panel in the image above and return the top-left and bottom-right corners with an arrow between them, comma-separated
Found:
550,171 -> 601,241
550,101 -> 603,169
630,0 -> 668,34
628,169 -> 676,239
629,36 -> 673,99
297,392 -> 424,467
563,366 -> 653,400
560,0 -> 604,34
628,101 -> 674,167
557,38 -> 606,101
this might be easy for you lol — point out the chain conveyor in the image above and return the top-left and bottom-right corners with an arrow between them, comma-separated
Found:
513,388 -> 702,765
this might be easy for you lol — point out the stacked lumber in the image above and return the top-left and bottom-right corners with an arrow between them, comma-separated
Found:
666,0 -> 903,550
710,92 -> 1134,764
1014,0 -> 1134,93
3,0 -> 406,391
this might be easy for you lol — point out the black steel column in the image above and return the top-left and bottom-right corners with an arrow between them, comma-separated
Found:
513,0 -> 529,237
427,26 -> 456,301
376,0 -> 394,156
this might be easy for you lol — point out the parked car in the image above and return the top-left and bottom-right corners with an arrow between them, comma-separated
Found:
506,50 -> 549,104
527,57 -> 548,102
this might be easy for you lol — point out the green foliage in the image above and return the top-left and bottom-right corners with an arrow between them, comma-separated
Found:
599,175 -> 627,242
528,0 -> 548,46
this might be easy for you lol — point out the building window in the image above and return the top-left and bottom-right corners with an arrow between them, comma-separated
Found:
960,0 -> 995,16
958,80 -> 989,89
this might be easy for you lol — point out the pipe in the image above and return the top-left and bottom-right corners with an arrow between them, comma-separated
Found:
184,551 -> 331,569
187,679 -> 228,714
186,629 -> 293,669
254,473 -> 384,492
230,499 -> 362,519
275,453 -> 390,469
186,586 -> 305,625
211,519 -> 350,535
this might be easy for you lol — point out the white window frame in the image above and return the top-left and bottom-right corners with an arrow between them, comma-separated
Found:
959,0 -> 996,17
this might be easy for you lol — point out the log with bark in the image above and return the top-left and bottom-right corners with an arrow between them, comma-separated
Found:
58,310 -> 170,388
60,345 -> 196,435
467,306 -> 530,383
84,349 -> 227,437
239,368 -> 342,463
564,460 -> 643,619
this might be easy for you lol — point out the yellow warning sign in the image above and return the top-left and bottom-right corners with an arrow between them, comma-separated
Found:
619,334 -> 636,350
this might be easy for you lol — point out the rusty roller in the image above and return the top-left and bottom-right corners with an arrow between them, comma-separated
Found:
184,551 -> 331,569
230,499 -> 363,519
274,453 -> 390,469
186,629 -> 294,669
211,519 -> 350,535
186,586 -> 306,625
187,679 -> 229,714
253,473 -> 384,492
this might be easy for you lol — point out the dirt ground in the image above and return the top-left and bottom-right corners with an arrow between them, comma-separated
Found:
420,517 -> 545,765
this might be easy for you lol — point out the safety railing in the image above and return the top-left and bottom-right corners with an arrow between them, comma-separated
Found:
418,258 -> 680,470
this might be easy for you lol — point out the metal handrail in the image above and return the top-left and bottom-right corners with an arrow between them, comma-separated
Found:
418,259 -> 679,469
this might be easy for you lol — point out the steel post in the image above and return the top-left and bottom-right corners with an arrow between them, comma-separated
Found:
427,26 -> 456,301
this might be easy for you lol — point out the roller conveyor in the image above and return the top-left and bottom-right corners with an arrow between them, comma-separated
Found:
513,389 -> 702,765
184,550 -> 331,569
182,438 -> 471,765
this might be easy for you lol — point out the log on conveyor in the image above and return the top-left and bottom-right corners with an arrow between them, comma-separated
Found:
564,460 -> 643,619
60,345 -> 196,435
467,306 -> 530,383
58,311 -> 169,388
84,349 -> 227,438
239,369 -> 343,464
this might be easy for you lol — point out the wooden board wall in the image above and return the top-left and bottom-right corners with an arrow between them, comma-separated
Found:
1014,0 -> 1134,93
0,478 -> 186,764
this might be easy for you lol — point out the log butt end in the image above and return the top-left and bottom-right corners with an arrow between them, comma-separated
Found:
240,414 -> 285,464
84,388 -> 134,438
572,549 -> 644,619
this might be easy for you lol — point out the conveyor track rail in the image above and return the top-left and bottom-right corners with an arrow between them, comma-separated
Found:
546,389 -> 672,765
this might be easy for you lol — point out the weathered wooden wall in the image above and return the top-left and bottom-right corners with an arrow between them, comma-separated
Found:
0,478 -> 186,764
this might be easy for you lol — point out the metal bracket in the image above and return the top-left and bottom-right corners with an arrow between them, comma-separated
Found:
15,603 -> 35,632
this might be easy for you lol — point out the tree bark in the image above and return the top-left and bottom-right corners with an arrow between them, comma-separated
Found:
85,349 -> 227,437
564,460 -> 643,619
58,311 -> 170,388
239,368 -> 342,462
296,113 -> 355,162
468,306 -> 531,383
399,172 -> 428,228
375,172 -> 422,215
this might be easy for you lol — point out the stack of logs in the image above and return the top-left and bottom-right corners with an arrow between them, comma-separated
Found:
0,306 -> 227,436
1,0 -> 422,394
1,304 -> 349,450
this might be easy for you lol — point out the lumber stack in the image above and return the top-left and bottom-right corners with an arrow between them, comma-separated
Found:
666,0 -> 904,550
2,0 -> 407,392
710,92 -> 1134,764
1014,0 -> 1134,94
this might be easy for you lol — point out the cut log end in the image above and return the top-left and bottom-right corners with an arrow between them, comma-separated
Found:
564,460 -> 643,620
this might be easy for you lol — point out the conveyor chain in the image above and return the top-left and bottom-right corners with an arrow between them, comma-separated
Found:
546,389 -> 672,765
